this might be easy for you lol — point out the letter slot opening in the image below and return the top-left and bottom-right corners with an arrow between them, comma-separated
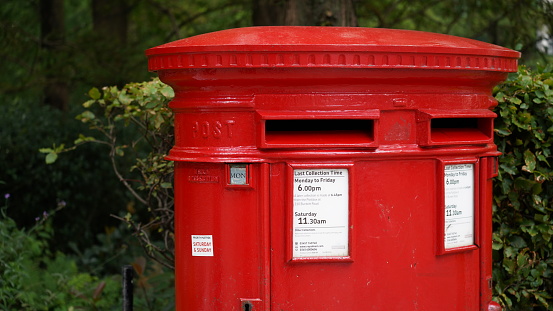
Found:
263,119 -> 375,148
429,117 -> 493,145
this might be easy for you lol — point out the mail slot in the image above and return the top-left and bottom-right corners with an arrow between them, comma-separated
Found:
146,26 -> 520,311
259,111 -> 379,148
417,109 -> 496,146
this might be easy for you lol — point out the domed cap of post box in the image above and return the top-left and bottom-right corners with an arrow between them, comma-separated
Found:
146,26 -> 520,72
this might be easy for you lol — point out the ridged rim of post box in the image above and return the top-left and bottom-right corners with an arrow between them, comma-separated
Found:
146,26 -> 520,72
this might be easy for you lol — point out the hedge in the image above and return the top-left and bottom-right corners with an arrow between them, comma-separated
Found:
493,65 -> 553,310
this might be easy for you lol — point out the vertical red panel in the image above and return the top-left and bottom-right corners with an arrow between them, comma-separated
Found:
479,157 -> 499,310
270,159 -> 480,310
174,162 -> 269,310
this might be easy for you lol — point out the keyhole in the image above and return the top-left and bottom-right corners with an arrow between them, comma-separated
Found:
243,301 -> 253,311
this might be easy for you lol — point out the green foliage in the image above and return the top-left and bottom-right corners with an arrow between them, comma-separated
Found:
131,256 -> 175,310
43,78 -> 176,270
0,200 -> 120,310
0,97 -> 128,253
0,0 -> 251,107
493,66 -> 553,310
1,195 -> 174,310
356,0 -> 553,63
3,0 -> 551,111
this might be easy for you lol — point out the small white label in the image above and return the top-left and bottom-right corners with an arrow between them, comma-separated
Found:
293,169 -> 349,258
191,235 -> 214,256
229,165 -> 247,185
444,164 -> 474,249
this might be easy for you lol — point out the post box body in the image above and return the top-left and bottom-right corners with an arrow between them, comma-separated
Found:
147,27 -> 519,311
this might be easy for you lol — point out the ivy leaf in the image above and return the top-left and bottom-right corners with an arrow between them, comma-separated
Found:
509,97 -> 522,105
495,91 -> 506,101
503,258 -> 516,273
500,163 -> 517,175
510,236 -> 527,249
492,241 -> 503,250
523,149 -> 537,172
495,128 -> 511,136
517,251 -> 528,268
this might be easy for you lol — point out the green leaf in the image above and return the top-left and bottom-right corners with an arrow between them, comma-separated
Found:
524,93 -> 531,104
88,87 -> 101,100
45,152 -> 58,164
517,251 -> 528,268
523,150 -> 537,172
115,146 -> 124,157
38,148 -> 53,154
509,97 -> 522,105
82,100 -> 95,108
78,110 -> 96,121
154,114 -> 164,129
503,258 -> 516,273
160,85 -> 174,99
510,236 -> 527,249
495,128 -> 511,136
521,75 -> 532,87
118,91 -> 132,105
500,163 -> 517,175
492,242 -> 503,250
74,135 -> 95,144
145,101 -> 158,109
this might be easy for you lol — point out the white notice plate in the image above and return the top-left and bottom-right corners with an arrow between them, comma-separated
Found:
191,235 -> 214,256
293,169 -> 349,258
444,164 -> 474,249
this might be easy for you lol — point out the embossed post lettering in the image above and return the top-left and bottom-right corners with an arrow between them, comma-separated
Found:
192,120 -> 235,139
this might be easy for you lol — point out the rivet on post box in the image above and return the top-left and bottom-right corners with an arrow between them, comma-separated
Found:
146,27 -> 520,311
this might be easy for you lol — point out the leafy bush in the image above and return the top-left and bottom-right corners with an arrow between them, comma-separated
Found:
0,197 -> 120,310
493,65 -> 553,310
42,78 -> 175,270
131,256 -> 175,311
0,97 -> 128,253
1,195 -> 174,310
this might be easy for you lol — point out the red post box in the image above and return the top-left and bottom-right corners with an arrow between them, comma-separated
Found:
146,27 -> 519,311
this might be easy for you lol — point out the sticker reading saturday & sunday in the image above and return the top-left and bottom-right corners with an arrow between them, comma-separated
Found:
191,235 -> 214,256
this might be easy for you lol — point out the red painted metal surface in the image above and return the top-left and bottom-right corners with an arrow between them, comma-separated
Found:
147,27 -> 520,310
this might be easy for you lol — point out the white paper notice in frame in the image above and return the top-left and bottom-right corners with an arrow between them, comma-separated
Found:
293,168 -> 349,258
444,164 -> 475,249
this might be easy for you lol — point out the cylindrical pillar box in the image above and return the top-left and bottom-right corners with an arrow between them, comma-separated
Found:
147,27 -> 520,311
